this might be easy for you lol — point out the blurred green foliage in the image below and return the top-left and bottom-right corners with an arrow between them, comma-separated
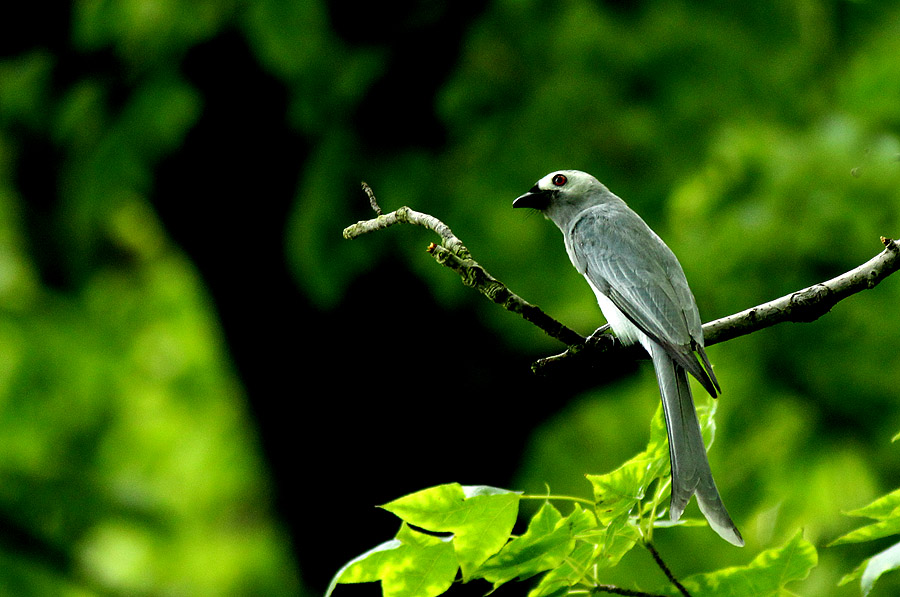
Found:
2,0 -> 900,595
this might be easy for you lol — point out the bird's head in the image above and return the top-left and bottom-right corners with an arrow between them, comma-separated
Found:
513,170 -> 610,229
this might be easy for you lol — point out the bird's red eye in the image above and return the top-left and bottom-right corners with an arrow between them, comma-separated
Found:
552,174 -> 567,186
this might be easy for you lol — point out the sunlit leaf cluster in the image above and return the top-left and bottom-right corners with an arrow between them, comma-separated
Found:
329,408 -> 818,597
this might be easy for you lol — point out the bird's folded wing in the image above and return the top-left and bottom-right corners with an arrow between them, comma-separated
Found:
568,207 -> 718,395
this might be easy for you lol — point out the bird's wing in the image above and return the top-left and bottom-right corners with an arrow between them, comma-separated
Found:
568,205 -> 719,395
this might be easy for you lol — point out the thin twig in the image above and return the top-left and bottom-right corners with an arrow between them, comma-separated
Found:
361,181 -> 382,216
645,543 -> 690,597
343,184 -> 900,376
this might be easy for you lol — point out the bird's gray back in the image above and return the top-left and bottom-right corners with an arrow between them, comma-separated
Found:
564,202 -> 704,350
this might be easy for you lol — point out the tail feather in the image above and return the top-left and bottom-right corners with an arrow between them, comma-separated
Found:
651,343 -> 743,547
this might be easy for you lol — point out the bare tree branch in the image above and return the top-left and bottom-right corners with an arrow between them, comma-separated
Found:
343,183 -> 900,376
703,235 -> 900,344
536,235 -> 900,376
645,542 -> 690,597
344,183 -> 472,260
343,183 -> 583,347
425,243 -> 586,346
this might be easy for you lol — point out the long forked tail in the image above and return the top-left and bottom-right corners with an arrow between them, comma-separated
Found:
650,343 -> 744,547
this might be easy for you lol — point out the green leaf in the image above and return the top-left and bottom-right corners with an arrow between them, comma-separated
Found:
830,488 -> 900,546
462,485 -> 515,498
528,541 -> 597,597
478,502 -> 600,589
327,525 -> 458,597
586,406 -> 670,526
514,505 -> 626,597
381,483 -> 520,580
839,558 -> 867,589
478,502 -> 570,587
669,530 -> 817,597
592,521 -> 642,571
845,487 -> 900,521
832,487 -> 900,594
327,539 -> 404,592
830,516 -> 900,547
564,505 -> 600,537
838,540 -> 900,596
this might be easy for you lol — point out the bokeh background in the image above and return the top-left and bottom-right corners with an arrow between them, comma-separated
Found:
2,1 -> 900,595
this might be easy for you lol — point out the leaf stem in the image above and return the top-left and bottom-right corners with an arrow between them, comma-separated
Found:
643,476 -> 671,543
520,494 -> 596,506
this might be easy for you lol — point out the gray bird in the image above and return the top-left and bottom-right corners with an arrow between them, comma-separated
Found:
514,170 -> 743,547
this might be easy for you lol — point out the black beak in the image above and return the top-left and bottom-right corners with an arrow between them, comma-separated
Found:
513,185 -> 553,210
